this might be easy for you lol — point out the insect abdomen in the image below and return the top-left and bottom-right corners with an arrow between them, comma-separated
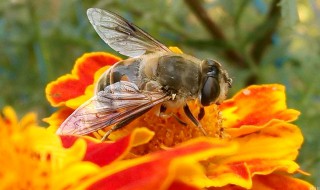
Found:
95,58 -> 142,93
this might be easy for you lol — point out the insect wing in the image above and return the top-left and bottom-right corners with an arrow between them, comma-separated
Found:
57,81 -> 169,135
87,8 -> 171,57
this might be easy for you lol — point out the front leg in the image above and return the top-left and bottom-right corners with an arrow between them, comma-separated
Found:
159,104 -> 187,126
198,107 -> 205,120
183,104 -> 207,136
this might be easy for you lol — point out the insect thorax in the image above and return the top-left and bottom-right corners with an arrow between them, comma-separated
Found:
156,55 -> 202,98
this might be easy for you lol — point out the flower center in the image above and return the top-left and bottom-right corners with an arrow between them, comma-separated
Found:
96,101 -> 224,155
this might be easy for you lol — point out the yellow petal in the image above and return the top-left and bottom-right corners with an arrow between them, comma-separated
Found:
169,46 -> 183,54
206,122 -> 304,189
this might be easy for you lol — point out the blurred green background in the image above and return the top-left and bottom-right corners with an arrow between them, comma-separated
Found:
0,0 -> 319,185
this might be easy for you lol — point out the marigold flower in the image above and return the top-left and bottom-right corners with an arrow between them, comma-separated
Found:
0,106 -> 99,189
42,51 -> 314,189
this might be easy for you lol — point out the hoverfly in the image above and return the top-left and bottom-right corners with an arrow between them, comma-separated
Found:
57,8 -> 232,141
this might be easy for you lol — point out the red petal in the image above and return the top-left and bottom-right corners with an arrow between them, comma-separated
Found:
60,135 -> 132,166
87,159 -> 172,190
252,173 -> 315,190
74,53 -> 120,85
60,128 -> 154,167
83,135 -> 134,167
220,84 -> 300,127
168,181 -> 201,190
46,75 -> 84,107
83,138 -> 237,190
46,52 -> 121,107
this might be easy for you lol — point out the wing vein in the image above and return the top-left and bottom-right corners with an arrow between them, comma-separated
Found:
87,8 -> 171,57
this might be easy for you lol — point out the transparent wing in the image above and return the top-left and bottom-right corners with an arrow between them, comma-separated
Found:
57,81 -> 169,135
87,8 -> 171,57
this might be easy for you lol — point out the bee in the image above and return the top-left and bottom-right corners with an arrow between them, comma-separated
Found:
57,8 -> 232,141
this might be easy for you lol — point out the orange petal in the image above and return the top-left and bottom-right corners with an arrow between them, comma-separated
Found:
0,106 -> 18,127
0,107 -> 101,189
169,46 -> 183,54
65,65 -> 112,109
233,122 -> 303,162
220,84 -> 300,137
78,138 -> 238,190
206,121 -> 303,189
46,52 -> 121,107
206,162 -> 251,188
19,112 -> 37,128
73,52 -> 120,84
252,173 -> 315,190
43,107 -> 74,133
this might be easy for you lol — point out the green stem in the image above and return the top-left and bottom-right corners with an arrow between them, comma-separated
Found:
250,0 -> 281,64
26,0 -> 51,84
184,0 -> 246,68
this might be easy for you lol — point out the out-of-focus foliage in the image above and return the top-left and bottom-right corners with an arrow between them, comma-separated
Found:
0,0 -> 319,185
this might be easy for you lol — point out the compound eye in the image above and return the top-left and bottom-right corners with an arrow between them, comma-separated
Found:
204,59 -> 220,77
200,77 -> 220,106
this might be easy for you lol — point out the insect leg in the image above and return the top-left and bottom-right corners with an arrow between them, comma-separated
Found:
183,104 -> 207,136
172,114 -> 188,126
100,108 -> 152,141
198,107 -> 205,120
159,104 -> 187,126
160,104 -> 167,113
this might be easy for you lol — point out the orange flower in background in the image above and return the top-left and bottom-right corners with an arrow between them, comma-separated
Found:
0,106 -> 100,189
42,51 -> 315,189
